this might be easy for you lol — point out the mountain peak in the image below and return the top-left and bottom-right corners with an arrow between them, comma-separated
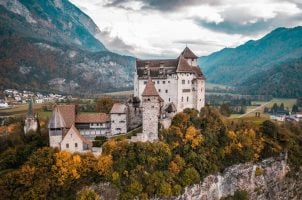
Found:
0,0 -> 106,52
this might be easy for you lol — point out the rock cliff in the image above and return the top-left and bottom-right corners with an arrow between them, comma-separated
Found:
176,153 -> 302,200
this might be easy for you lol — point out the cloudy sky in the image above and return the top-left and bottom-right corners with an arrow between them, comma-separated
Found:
70,0 -> 302,58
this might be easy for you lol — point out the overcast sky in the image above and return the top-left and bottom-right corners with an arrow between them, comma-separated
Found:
70,0 -> 302,59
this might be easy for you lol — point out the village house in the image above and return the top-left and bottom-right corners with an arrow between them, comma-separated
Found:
48,102 -> 131,153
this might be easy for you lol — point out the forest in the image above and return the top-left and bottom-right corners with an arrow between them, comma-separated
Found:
0,106 -> 302,199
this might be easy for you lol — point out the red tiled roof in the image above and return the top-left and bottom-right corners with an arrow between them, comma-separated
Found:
110,103 -> 127,114
192,66 -> 205,79
75,113 -> 110,123
56,105 -> 76,128
181,47 -> 198,59
176,55 -> 194,73
142,78 -> 160,96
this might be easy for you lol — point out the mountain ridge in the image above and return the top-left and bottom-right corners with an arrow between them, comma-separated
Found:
199,26 -> 302,87
0,0 -> 136,94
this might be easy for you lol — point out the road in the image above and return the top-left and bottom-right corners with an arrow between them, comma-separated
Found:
238,102 -> 270,118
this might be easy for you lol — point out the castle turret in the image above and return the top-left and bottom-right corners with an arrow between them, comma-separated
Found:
181,46 -> 198,67
48,107 -> 66,149
141,78 -> 163,141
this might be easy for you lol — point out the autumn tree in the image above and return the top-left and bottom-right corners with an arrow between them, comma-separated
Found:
220,103 -> 231,117
77,188 -> 101,200
96,97 -> 116,114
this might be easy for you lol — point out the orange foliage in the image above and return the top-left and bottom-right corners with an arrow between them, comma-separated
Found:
97,155 -> 113,175
184,126 -> 204,149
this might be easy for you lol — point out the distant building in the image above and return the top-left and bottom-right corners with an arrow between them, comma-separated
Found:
24,99 -> 38,134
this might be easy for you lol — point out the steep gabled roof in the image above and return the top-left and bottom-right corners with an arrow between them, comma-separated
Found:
62,125 -> 92,145
176,55 -> 194,73
75,113 -> 110,123
142,78 -> 160,96
181,47 -> 198,59
56,105 -> 76,128
48,107 -> 66,128
192,66 -> 205,79
110,103 -> 127,114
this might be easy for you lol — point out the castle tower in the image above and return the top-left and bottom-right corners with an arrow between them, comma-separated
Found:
48,107 -> 66,149
142,78 -> 163,141
181,46 -> 198,67
24,98 -> 38,134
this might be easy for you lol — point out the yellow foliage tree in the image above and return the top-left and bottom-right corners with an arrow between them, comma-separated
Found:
225,129 -> 265,160
184,126 -> 204,149
52,151 -> 82,185
97,155 -> 113,175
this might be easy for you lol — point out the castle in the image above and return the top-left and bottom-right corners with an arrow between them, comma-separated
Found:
48,47 -> 205,152
131,47 -> 205,142
134,47 -> 205,112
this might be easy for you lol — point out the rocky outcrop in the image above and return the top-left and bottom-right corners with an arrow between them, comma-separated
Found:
176,153 -> 302,200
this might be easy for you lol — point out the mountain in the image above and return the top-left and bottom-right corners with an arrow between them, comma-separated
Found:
239,57 -> 302,98
0,0 -> 135,94
199,26 -> 302,87
0,0 -> 106,52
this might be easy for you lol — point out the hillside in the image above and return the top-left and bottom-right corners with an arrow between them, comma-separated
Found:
0,0 -> 106,52
239,57 -> 302,97
0,0 -> 136,94
0,36 -> 135,94
199,26 -> 302,87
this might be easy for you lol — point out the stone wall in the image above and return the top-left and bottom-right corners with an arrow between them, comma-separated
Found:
175,153 -> 302,200
110,113 -> 127,135
142,96 -> 160,141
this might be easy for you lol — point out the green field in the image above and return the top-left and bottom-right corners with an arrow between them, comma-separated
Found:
230,98 -> 297,124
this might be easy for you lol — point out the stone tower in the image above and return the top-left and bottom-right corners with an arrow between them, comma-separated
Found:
24,98 -> 38,134
48,107 -> 66,149
141,78 -> 163,141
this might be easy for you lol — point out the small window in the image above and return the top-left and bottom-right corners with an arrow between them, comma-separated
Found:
159,89 -> 161,92
168,98 -> 170,102
163,81 -> 166,84
188,80 -> 190,84
168,81 -> 170,83
157,81 -> 159,84
165,90 -> 168,93
182,80 -> 185,84
144,81 -> 147,84
75,143 -> 78,148
181,97 -> 183,102
66,143 -> 69,148
187,96 -> 189,102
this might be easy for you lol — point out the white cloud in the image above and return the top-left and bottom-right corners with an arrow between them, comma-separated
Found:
70,0 -> 302,58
